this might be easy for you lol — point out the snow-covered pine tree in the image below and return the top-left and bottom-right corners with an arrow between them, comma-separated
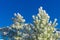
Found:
11,13 -> 25,40
32,7 -> 59,40
10,13 -> 35,40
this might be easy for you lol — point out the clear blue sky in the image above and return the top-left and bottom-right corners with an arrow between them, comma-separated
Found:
0,0 -> 60,28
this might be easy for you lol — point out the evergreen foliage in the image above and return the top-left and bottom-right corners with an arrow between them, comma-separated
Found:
0,7 -> 59,40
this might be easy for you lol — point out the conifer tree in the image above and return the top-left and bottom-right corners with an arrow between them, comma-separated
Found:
11,13 -> 25,40
32,7 -> 59,40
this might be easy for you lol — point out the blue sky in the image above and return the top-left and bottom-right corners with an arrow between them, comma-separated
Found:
0,0 -> 60,28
